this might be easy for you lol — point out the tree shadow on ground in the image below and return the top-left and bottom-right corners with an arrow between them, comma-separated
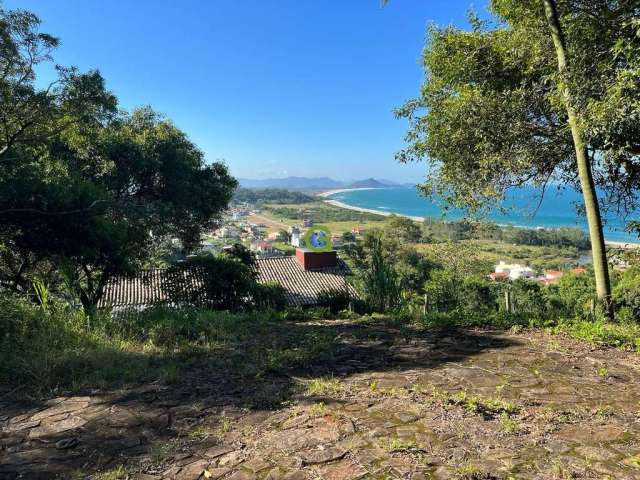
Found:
0,316 -> 520,479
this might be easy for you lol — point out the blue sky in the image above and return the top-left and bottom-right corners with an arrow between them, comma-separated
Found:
8,0 -> 484,182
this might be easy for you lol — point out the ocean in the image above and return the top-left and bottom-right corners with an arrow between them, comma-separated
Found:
325,186 -> 639,244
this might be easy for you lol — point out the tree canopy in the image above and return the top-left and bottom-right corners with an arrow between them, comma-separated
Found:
397,1 -> 639,214
0,6 -> 237,311
396,0 -> 639,310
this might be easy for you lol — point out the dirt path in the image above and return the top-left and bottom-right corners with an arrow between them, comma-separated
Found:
2,319 -> 640,479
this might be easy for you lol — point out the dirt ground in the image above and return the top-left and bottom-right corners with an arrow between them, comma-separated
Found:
2,318 -> 640,479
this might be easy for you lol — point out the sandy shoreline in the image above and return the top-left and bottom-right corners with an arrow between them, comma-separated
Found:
317,187 -> 382,198
322,199 -> 426,222
321,191 -> 640,248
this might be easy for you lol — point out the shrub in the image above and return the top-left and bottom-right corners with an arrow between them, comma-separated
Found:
614,266 -> 640,322
317,287 -> 353,313
347,231 -> 404,312
252,282 -> 288,310
163,254 -> 257,311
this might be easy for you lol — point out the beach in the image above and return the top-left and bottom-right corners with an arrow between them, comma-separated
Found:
322,197 -> 426,222
317,187 -> 381,198
320,189 -> 640,248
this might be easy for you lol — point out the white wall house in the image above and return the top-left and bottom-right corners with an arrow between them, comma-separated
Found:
290,226 -> 302,247
495,261 -> 535,280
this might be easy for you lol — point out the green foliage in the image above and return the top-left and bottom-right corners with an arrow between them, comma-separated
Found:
317,287 -> 354,313
613,266 -> 640,322
31,277 -> 50,310
0,294 -> 343,399
266,204 -> 383,223
384,215 -> 422,243
164,255 -> 257,311
346,231 -> 404,312
233,188 -> 314,205
252,282 -> 288,310
396,1 -> 640,218
0,6 -> 237,313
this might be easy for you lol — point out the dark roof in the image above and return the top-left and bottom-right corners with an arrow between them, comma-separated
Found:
255,256 -> 359,307
98,268 -> 208,309
98,257 -> 359,309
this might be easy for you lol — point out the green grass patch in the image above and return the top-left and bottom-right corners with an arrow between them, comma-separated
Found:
0,295 -> 339,400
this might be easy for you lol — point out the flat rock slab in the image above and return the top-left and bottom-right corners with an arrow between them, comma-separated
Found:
3,322 -> 640,480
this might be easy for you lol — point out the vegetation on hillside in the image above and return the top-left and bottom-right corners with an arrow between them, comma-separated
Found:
396,0 -> 640,312
233,188 -> 315,205
0,6 -> 237,313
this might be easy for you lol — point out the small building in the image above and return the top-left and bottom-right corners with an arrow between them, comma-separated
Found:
216,226 -> 240,239
494,261 -> 535,280
256,249 -> 359,306
351,226 -> 366,236
290,227 -> 302,247
543,270 -> 563,284
252,241 -> 279,258
302,218 -> 313,228
99,248 -> 359,310
489,272 -> 509,281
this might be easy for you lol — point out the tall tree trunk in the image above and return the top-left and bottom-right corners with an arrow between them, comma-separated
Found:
542,0 -> 613,318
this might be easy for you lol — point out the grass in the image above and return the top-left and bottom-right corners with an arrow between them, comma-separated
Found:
386,437 -> 418,452
309,402 -> 329,416
0,295 -> 338,400
498,412 -> 521,434
92,465 -> 130,480
416,309 -> 640,352
3,288 -> 639,403
304,376 -> 343,396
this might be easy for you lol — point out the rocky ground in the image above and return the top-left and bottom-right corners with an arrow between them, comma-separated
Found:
2,318 -> 640,479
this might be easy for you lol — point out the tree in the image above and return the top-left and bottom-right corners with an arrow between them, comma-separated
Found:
0,6 -> 116,162
395,0 -> 640,317
384,215 -> 422,243
346,230 -> 403,312
0,6 -> 237,312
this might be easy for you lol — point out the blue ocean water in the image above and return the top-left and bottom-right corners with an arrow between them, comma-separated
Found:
326,187 -> 639,243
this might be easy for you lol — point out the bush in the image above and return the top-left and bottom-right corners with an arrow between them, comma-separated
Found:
317,287 -> 353,313
252,282 -> 288,310
346,231 -> 404,312
614,266 -> 640,322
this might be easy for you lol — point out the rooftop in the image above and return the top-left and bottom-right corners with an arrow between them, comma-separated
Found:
98,256 -> 359,310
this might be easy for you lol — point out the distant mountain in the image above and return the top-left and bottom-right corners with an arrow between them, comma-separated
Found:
238,176 -> 413,190
238,177 -> 343,189
346,178 -> 388,188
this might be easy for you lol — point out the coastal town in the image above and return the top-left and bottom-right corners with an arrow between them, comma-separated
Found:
195,189 -> 635,289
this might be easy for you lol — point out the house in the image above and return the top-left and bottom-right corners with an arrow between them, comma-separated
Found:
302,218 -> 313,228
489,271 -> 509,281
351,226 -> 366,236
251,241 -> 281,258
199,241 -> 219,254
290,227 -> 302,247
542,269 -> 563,284
571,267 -> 586,275
98,248 -> 359,310
256,249 -> 359,306
216,226 -> 240,239
494,261 -> 536,280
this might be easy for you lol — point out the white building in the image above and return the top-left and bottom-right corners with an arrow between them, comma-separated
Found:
290,227 -> 302,247
495,261 -> 535,280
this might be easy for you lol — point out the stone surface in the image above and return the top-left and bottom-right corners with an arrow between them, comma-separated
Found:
3,322 -> 640,480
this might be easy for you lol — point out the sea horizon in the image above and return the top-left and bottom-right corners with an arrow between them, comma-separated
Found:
323,186 -> 639,244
